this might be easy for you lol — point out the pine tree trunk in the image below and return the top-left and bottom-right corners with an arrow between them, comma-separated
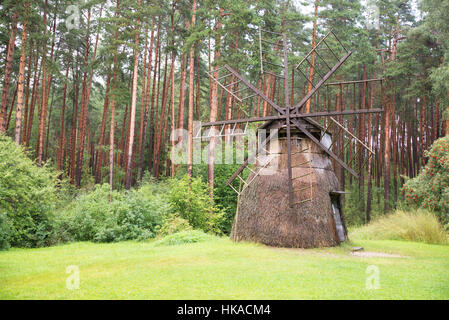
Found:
366,82 -> 374,223
207,8 -> 223,196
177,53 -> 187,133
69,71 -> 79,183
0,12 -> 18,133
22,40 -> 33,146
14,16 -> 28,144
109,0 -> 120,193
154,54 -> 171,179
44,88 -> 55,160
6,85 -> 18,132
37,2 -> 48,166
25,53 -> 40,147
94,72 -> 111,183
57,60 -> 70,172
420,95 -> 426,166
170,55 -> 176,177
125,0 -> 142,189
148,43 -> 161,173
196,55 -> 201,120
304,0 -> 319,113
76,9 -> 96,187
444,93 -> 449,136
187,0 -> 197,178
41,10 -> 58,159
120,105 -> 129,168
384,89 -> 391,213
391,84 -> 398,206
137,23 -> 156,181
434,99 -> 440,139
169,5 -> 176,177
359,68 -> 367,214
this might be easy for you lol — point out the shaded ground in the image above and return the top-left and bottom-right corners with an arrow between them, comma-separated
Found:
0,238 -> 448,299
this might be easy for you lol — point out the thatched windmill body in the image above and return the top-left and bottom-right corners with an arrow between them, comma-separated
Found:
200,29 -> 382,248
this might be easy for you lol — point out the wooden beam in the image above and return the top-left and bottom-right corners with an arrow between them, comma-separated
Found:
201,108 -> 383,127
291,119 -> 359,178
224,65 -> 286,116
226,129 -> 278,186
292,51 -> 352,114
325,78 -> 384,86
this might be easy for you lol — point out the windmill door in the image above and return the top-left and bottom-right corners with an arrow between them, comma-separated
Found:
330,195 -> 346,242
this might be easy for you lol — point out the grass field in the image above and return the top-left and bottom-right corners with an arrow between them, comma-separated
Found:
1,237 -> 448,299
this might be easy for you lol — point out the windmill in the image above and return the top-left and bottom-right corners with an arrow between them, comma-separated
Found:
198,29 -> 383,248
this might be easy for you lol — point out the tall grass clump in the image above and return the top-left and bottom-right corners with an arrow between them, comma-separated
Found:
350,209 -> 448,245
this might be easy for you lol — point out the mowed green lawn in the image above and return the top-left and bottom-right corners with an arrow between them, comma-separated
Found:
0,237 -> 448,299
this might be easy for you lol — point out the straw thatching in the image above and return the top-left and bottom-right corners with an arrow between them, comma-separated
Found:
230,130 -> 347,248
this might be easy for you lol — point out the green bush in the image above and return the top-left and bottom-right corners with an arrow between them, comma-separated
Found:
154,230 -> 217,246
157,214 -> 192,237
0,213 -> 11,250
402,136 -> 449,224
61,182 -> 168,242
167,175 -> 228,235
350,209 -> 448,245
193,164 -> 249,234
0,135 -> 59,247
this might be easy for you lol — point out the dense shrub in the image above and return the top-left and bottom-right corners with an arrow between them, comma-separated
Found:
0,133 -> 231,247
154,230 -> 217,246
0,135 -> 59,248
350,209 -> 448,245
157,214 -> 192,237
402,136 -> 449,224
167,175 -> 228,235
53,175 -> 229,244
193,164 -> 249,234
60,182 -> 168,242
0,213 -> 11,250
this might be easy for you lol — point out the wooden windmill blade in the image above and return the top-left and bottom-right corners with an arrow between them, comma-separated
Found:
315,78 -> 385,176
202,29 -> 383,208
221,33 -> 357,174
291,31 -> 352,114
257,27 -> 287,109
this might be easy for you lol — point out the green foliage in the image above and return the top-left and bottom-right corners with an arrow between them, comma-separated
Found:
0,213 -> 11,250
167,175 -> 228,235
344,182 -> 386,226
422,0 -> 449,99
193,163 -> 246,234
157,214 -> 192,237
154,230 -> 217,246
402,136 -> 449,224
0,135 -> 60,248
350,209 -> 448,245
60,182 -> 167,243
9,170 -> 230,247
